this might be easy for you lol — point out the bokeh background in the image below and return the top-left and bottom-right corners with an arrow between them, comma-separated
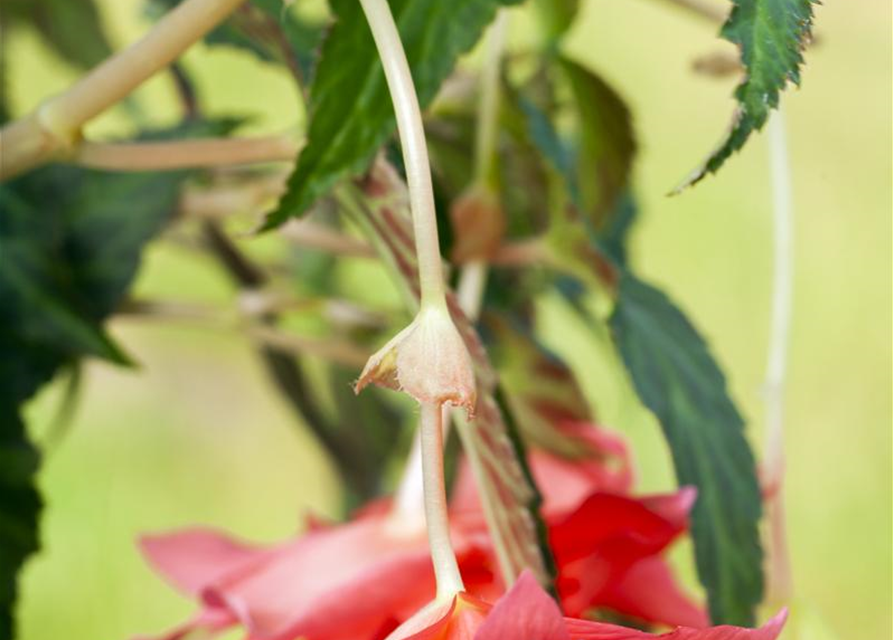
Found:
7,0 -> 891,639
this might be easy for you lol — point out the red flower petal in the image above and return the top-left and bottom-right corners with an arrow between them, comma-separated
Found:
474,572 -> 570,640
597,557 -> 708,629
563,609 -> 788,640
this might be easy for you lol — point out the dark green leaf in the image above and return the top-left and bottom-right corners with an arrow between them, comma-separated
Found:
596,190 -> 638,268
610,273 -> 764,625
675,0 -> 815,190
560,57 -> 636,227
0,407 -> 41,640
0,137 -> 195,634
264,0 -> 523,229
5,0 -> 112,70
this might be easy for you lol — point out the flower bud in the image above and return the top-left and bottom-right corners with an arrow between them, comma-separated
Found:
449,185 -> 506,263
356,306 -> 476,413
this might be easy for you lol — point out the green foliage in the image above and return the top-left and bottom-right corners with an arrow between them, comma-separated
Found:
560,58 -> 636,228
264,0 -> 523,229
4,0 -> 113,70
610,273 -> 764,626
0,408 -> 40,640
0,160 -> 188,637
676,0 -> 815,190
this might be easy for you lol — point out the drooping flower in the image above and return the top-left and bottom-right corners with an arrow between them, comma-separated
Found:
136,423 -> 704,640
386,571 -> 786,640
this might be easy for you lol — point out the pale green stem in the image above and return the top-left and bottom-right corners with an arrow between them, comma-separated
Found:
474,12 -> 507,188
358,0 -> 446,310
764,108 -> 794,603
420,402 -> 465,598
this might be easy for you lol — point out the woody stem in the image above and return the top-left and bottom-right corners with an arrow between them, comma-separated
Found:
0,0 -> 248,181
420,402 -> 465,597
358,0 -> 447,310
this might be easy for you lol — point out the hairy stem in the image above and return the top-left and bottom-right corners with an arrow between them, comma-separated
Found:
358,0 -> 446,309
763,109 -> 794,603
420,402 -> 465,598
0,0 -> 248,180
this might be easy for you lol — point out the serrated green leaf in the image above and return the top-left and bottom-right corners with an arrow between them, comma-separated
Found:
0,136 -> 196,634
0,406 -> 41,640
264,0 -> 523,229
610,273 -> 764,625
675,0 -> 815,190
5,0 -> 112,70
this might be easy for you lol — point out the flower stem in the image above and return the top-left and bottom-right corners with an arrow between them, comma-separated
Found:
763,108 -> 794,604
0,0 -> 248,180
358,0 -> 446,310
420,402 -> 465,598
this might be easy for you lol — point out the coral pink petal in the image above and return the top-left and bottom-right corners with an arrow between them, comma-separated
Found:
563,609 -> 788,639
598,557 -> 708,629
474,572 -> 570,640
203,515 -> 435,639
140,529 -> 265,596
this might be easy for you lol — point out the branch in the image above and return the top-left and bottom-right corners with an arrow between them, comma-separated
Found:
73,135 -> 300,172
0,0 -> 248,180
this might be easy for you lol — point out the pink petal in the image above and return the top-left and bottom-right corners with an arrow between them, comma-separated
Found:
204,515 -> 437,640
598,557 -> 708,629
563,609 -> 788,640
140,528 -> 266,596
475,572 -> 570,640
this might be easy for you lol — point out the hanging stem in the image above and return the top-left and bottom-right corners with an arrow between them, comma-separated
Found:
0,0 -> 249,180
420,402 -> 465,598
763,108 -> 794,604
358,0 -> 446,310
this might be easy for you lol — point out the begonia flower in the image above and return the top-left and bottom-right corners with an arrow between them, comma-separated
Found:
386,572 -> 786,640
137,423 -> 704,639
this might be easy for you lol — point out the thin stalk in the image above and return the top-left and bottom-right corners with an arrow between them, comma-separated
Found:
74,135 -> 299,172
358,0 -> 446,309
0,0 -> 248,180
420,402 -> 465,598
474,12 -> 507,189
763,109 -> 794,603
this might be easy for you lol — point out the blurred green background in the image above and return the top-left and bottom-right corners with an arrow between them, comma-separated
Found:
8,0 -> 891,639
